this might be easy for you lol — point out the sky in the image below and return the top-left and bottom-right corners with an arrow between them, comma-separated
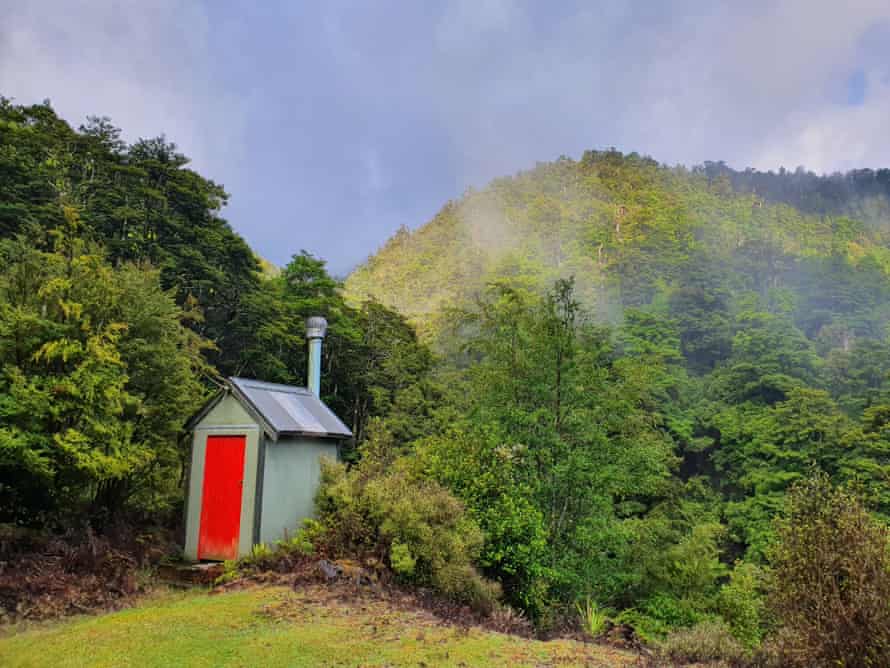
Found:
2,1 -> 890,275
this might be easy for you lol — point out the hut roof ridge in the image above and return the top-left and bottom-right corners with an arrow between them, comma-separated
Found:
229,376 -> 352,440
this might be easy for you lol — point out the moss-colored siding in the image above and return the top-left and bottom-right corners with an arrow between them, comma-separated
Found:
199,392 -> 255,425
259,437 -> 338,545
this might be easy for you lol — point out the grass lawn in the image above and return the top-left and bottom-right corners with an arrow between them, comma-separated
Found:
0,585 -> 640,667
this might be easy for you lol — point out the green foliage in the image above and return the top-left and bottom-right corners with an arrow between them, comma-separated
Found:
315,456 -> 500,613
279,520 -> 322,557
641,523 -> 727,603
766,473 -> 890,667
219,251 -> 435,457
216,560 -> 241,586
389,540 -> 416,577
575,598 -> 609,638
0,97 -> 437,526
10,98 -> 890,650
344,148 -> 890,633
0,100 -> 261,354
640,593 -> 706,631
612,607 -> 685,644
418,280 -> 676,618
717,562 -> 766,649
341,151 -> 890,642
218,522 -> 321,584
0,233 -> 208,524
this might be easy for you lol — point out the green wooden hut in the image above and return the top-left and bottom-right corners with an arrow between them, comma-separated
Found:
183,318 -> 351,561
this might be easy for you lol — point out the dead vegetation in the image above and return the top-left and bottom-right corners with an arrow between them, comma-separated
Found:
213,557 -> 662,663
213,556 -> 538,638
0,524 -> 173,622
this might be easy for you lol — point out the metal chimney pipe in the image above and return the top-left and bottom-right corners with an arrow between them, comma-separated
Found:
305,316 -> 327,396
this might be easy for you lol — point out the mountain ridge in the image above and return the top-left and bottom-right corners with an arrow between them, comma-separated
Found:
345,150 -> 890,345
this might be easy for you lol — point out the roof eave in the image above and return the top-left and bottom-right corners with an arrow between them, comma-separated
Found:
227,379 -> 280,441
277,430 -> 353,440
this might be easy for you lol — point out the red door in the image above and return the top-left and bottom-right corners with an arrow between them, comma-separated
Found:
198,435 -> 246,561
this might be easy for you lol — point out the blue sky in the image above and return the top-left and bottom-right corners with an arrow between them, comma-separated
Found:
2,2 -> 890,274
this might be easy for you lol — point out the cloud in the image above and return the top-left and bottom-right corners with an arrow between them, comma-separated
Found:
753,71 -> 890,173
419,1 -> 890,176
3,1 -> 890,274
0,1 -> 246,184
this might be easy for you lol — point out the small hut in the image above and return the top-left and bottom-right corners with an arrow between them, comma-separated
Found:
183,317 -> 351,561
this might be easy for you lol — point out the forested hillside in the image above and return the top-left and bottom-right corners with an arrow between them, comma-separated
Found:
342,150 -> 890,659
346,151 -> 890,344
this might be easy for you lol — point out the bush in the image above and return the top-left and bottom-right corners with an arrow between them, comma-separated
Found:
717,561 -> 765,648
766,473 -> 890,667
660,619 -> 748,665
576,598 -> 609,638
315,457 -> 500,614
389,540 -> 416,577
642,522 -> 728,602
613,608 -> 671,644
642,592 -> 706,630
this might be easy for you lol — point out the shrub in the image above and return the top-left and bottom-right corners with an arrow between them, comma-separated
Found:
642,592 -> 706,630
660,619 -> 748,665
276,521 -> 320,558
717,561 -> 765,648
642,522 -> 727,602
434,562 -> 502,616
613,608 -> 671,644
766,473 -> 890,667
315,457 -> 500,613
389,540 -> 416,577
576,597 -> 609,638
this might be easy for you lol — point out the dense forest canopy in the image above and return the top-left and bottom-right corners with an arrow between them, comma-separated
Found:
5,97 -> 890,658
344,146 -> 890,635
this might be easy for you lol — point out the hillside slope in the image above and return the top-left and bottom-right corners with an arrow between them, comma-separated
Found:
0,586 -> 639,667
345,151 -> 890,345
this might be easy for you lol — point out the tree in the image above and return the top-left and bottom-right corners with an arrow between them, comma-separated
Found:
420,279 -> 676,615
0,232 -> 208,524
0,99 -> 261,374
767,474 -> 890,667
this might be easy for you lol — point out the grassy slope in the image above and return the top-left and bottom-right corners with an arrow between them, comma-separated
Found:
0,586 -> 639,667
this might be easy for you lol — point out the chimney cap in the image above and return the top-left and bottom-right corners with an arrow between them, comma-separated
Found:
306,316 -> 328,339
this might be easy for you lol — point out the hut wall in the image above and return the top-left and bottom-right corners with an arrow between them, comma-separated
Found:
258,437 -> 338,545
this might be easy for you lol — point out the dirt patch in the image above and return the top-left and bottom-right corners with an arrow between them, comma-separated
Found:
0,524 -> 174,622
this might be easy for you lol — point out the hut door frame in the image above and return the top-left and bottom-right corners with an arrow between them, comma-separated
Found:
197,434 -> 246,560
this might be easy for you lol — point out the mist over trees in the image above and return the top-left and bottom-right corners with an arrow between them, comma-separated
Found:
4,97 -> 890,661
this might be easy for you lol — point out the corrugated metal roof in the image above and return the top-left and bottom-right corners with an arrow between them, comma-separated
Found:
228,377 -> 352,440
